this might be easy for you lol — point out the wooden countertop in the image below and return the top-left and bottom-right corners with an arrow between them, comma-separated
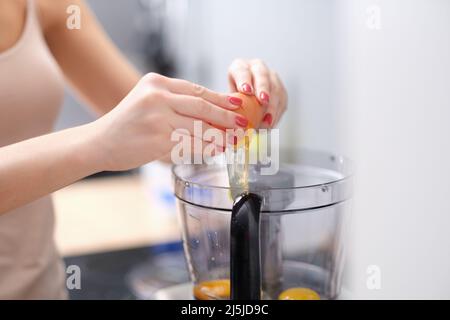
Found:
53,174 -> 180,257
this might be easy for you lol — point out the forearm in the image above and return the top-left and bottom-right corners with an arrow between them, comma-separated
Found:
0,123 -> 104,214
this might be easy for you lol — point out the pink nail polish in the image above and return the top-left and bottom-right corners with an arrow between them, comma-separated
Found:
235,115 -> 248,127
260,91 -> 270,104
216,144 -> 226,153
228,96 -> 243,106
227,135 -> 238,146
263,113 -> 273,126
242,83 -> 252,94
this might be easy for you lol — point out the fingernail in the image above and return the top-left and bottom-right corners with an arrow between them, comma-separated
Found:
235,115 -> 248,127
263,113 -> 273,126
227,135 -> 238,146
216,144 -> 226,153
228,96 -> 242,106
241,83 -> 253,94
260,91 -> 270,104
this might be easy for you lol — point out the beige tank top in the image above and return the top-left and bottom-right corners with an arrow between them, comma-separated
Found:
0,0 -> 67,299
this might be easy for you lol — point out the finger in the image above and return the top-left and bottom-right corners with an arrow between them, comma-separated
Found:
165,134 -> 225,164
192,137 -> 224,159
169,115 -> 227,147
169,94 -> 249,130
260,98 -> 278,129
261,71 -> 282,128
250,59 -> 271,106
227,59 -> 253,95
163,77 -> 243,110
271,71 -> 288,126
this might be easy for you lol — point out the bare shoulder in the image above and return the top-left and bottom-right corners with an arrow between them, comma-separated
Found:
36,0 -> 86,32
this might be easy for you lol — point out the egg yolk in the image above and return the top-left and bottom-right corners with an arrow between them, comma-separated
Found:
278,288 -> 321,300
193,279 -> 230,300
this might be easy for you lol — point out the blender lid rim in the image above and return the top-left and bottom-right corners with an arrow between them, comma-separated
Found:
172,165 -> 352,192
174,194 -> 351,213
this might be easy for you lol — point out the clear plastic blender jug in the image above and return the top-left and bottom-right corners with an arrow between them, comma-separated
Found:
172,149 -> 352,300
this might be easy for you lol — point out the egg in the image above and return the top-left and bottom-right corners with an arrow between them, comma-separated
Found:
193,279 -> 230,300
230,92 -> 264,129
278,288 -> 321,300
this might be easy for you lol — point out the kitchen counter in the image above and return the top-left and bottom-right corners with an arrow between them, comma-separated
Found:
53,173 -> 180,256
63,241 -> 189,300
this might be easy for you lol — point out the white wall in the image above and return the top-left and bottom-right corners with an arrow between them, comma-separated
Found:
336,0 -> 450,298
175,0 -> 338,152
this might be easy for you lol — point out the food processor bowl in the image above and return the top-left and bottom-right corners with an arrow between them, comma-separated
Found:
173,149 -> 352,300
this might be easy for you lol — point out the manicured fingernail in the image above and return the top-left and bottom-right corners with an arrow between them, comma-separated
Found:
260,91 -> 270,104
263,113 -> 273,126
241,83 -> 252,93
235,115 -> 248,127
228,96 -> 242,106
216,144 -> 226,153
228,135 -> 238,146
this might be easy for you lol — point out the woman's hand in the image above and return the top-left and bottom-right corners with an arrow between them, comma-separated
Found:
0,73 -> 248,213
92,73 -> 248,171
228,59 -> 288,128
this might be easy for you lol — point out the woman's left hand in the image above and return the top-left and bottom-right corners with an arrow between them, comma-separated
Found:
228,58 -> 288,128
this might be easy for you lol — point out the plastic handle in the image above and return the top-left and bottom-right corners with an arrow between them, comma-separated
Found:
230,193 -> 263,300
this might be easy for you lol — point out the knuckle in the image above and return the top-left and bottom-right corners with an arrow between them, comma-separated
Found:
231,58 -> 246,65
227,65 -> 236,74
236,66 -> 250,76
143,72 -> 162,85
146,89 -> 165,102
251,64 -> 269,77
229,58 -> 247,71
257,78 -> 270,89
251,58 -> 266,67
192,83 -> 206,97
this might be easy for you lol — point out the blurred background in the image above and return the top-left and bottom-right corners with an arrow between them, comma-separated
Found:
54,0 -> 450,299
56,0 -> 338,151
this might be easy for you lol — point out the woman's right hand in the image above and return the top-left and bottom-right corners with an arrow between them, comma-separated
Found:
90,73 -> 248,171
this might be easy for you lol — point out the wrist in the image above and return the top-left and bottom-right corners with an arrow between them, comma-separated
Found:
75,121 -> 109,174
